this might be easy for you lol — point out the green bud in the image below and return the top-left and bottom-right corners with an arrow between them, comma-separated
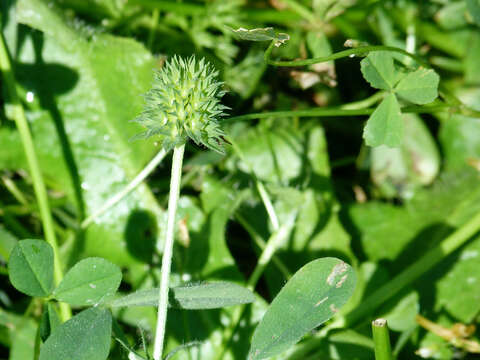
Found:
133,56 -> 228,153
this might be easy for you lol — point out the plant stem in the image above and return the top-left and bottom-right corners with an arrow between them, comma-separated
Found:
153,143 -> 185,360
0,31 -> 71,321
81,148 -> 167,229
227,104 -> 452,123
264,40 -> 430,68
340,91 -> 386,110
372,319 -> 393,360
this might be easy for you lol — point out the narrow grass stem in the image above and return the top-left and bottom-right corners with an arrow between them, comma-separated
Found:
287,210 -> 480,359
153,143 -> 185,360
264,40 -> 430,68
372,319 -> 393,360
81,148 -> 167,229
215,224 -> 292,360
339,210 -> 480,328
0,31 -> 71,321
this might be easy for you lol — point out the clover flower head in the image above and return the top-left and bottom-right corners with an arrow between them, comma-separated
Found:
133,55 -> 228,153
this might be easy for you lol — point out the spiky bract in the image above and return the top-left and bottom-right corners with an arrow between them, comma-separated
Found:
134,56 -> 228,153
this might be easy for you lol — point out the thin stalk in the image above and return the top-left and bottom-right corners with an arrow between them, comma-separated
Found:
372,319 -> 393,360
81,148 -> 167,229
264,40 -> 430,68
227,104 -> 451,123
340,91 -> 386,110
0,31 -> 71,321
147,9 -> 160,51
235,213 -> 291,279
1,176 -> 28,205
153,143 -> 185,360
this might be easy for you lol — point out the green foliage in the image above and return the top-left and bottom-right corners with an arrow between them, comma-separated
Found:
110,282 -> 255,309
249,258 -> 356,359
363,93 -> 403,147
8,239 -> 54,297
360,52 -> 439,147
53,257 -> 122,306
39,308 -> 112,360
2,0 -> 480,359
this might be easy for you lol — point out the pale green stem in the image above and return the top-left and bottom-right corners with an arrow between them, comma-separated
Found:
340,91 -> 386,110
372,319 -> 393,360
81,148 -> 167,229
228,136 -> 280,231
0,31 -> 71,321
147,9 -> 160,51
153,143 -> 185,360
227,104 -> 459,123
235,213 -> 291,279
1,175 -> 28,205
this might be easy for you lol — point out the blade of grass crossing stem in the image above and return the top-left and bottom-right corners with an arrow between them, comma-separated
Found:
0,28 -> 71,321
81,148 -> 167,229
372,319 -> 393,360
214,223 -> 292,360
153,143 -> 185,360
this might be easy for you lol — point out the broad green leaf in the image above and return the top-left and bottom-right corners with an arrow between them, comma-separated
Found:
467,0 -> 480,26
8,239 -> 54,297
249,258 -> 356,360
377,291 -> 419,331
360,52 -> 398,90
110,282 -> 255,309
224,48 -> 267,99
9,319 -> 37,360
39,307 -> 112,360
349,170 -> 480,323
371,114 -> 440,198
394,68 -> 439,104
227,122 -> 304,184
12,0 -> 162,266
435,1 -> 469,29
39,302 -> 61,342
363,93 -> 403,147
229,27 -> 290,46
53,257 -> 122,306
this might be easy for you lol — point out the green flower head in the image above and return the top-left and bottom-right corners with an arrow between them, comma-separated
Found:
133,55 -> 228,153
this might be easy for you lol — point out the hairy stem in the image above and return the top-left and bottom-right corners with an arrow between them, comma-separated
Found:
81,148 -> 167,229
153,143 -> 185,360
264,40 -> 430,67
0,31 -> 71,321
372,319 -> 393,360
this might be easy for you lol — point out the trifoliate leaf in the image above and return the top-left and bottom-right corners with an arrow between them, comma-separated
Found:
363,93 -> 403,147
